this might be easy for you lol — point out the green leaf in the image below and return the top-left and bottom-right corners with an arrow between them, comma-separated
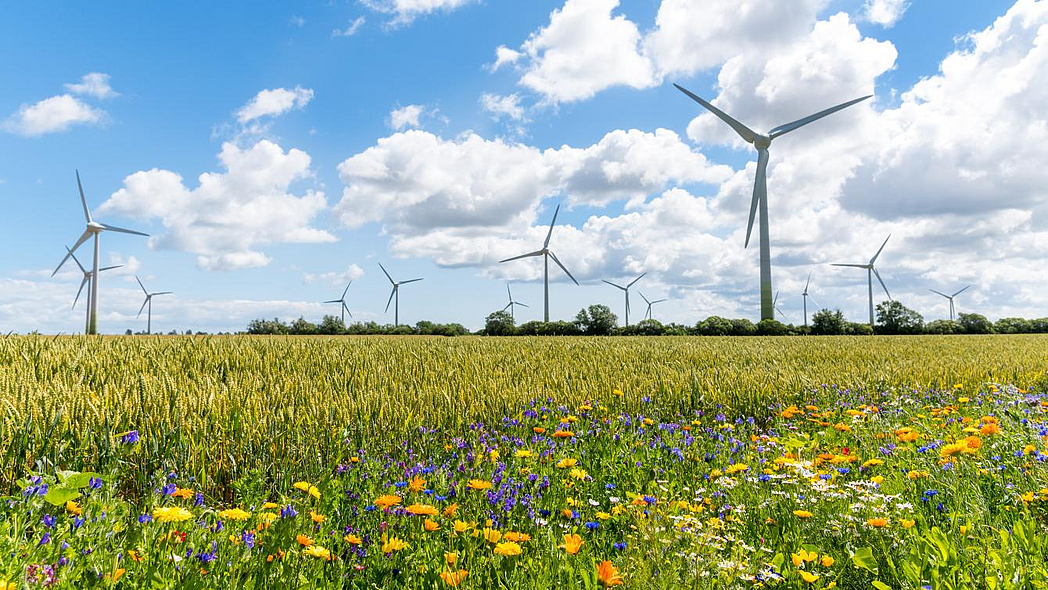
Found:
43,486 -> 80,506
872,581 -> 892,590
851,547 -> 879,575
65,472 -> 104,489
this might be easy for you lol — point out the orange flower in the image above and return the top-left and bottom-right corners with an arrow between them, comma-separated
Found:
112,568 -> 126,583
467,479 -> 492,491
504,531 -> 531,542
866,517 -> 888,528
980,422 -> 1000,436
596,560 -> 624,587
296,534 -> 314,547
171,487 -> 194,499
560,533 -> 583,555
408,475 -> 427,492
344,534 -> 362,545
406,504 -> 439,516
440,569 -> 469,587
310,511 -> 325,523
375,494 -> 402,510
895,428 -> 919,443
65,501 -> 82,516
443,503 -> 459,517
533,427 -> 546,434
493,541 -> 522,556
424,519 -> 440,531
552,430 -> 574,439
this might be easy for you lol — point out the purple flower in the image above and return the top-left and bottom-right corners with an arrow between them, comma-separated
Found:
121,430 -> 140,444
41,514 -> 56,528
280,504 -> 298,518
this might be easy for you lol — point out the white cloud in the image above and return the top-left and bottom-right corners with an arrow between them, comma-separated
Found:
235,86 -> 314,124
64,73 -> 119,99
99,140 -> 336,271
388,104 -> 426,130
480,93 -> 525,122
3,94 -> 105,137
290,15 -> 306,27
332,16 -> 366,37
303,264 -> 365,286
490,45 -> 522,72
361,0 -> 476,27
518,0 -> 656,104
864,0 -> 910,27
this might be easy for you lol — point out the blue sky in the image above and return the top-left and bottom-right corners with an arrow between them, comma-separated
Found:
1,0 -> 1045,333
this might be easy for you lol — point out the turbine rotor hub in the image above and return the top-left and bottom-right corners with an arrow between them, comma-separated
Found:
753,135 -> 771,150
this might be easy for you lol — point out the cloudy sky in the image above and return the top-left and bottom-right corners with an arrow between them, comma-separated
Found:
1,0 -> 1045,333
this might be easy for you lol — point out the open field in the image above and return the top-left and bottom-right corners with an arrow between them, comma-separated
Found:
4,335 -> 1048,588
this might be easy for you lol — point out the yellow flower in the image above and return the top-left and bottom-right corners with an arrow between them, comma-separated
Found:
262,502 -> 279,509
344,534 -> 363,545
424,519 -> 440,532
65,501 -> 82,516
557,458 -> 578,469
569,468 -> 589,480
256,512 -> 277,526
793,510 -> 813,519
303,545 -> 331,560
453,520 -> 472,534
382,535 -> 408,553
218,508 -> 251,521
867,517 -> 889,528
493,541 -> 522,556
791,550 -> 818,566
406,504 -> 438,516
596,511 -> 611,520
443,503 -> 459,518
294,481 -> 322,500
821,555 -> 834,567
152,506 -> 193,523
725,463 -> 748,475
862,459 -> 884,468
310,511 -> 326,524
467,479 -> 492,491
445,552 -> 458,566
296,534 -> 314,547
440,569 -> 469,587
612,388 -> 624,398
482,527 -> 502,543
408,475 -> 427,492
375,494 -> 402,510
940,441 -> 968,458
561,533 -> 583,555
504,531 -> 531,542
799,570 -> 819,583
901,519 -> 916,529
112,569 -> 126,583
515,449 -> 533,458
596,560 -> 624,587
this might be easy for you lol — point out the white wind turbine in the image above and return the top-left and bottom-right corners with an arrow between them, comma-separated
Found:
503,283 -> 529,322
929,285 -> 970,321
674,84 -> 871,322
801,272 -> 820,328
379,263 -> 422,327
323,281 -> 354,324
602,273 -> 645,326
499,204 -> 579,322
66,247 -> 122,334
772,291 -> 789,322
135,276 -> 172,335
52,170 -> 148,334
832,235 -> 892,326
638,292 -> 667,321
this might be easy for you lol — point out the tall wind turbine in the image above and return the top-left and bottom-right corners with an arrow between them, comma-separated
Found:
801,272 -> 820,328
832,235 -> 892,326
503,283 -> 529,322
379,263 -> 422,327
66,247 -> 122,334
323,282 -> 353,324
929,285 -> 970,321
135,276 -> 172,335
639,292 -> 667,321
602,273 -> 645,326
675,84 -> 871,322
52,170 -> 148,334
499,204 -> 579,322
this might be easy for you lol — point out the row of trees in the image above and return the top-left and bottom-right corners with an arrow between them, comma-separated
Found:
243,301 -> 1048,337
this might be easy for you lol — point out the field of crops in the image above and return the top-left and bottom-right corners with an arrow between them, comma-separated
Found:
3,334 -> 1048,588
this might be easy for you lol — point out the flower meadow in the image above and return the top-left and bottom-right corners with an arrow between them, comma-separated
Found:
6,381 -> 1048,589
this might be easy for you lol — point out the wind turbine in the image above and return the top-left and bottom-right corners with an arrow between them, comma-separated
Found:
929,285 -> 970,321
66,247 -> 122,334
674,84 -> 871,322
323,282 -> 353,324
638,292 -> 667,321
832,235 -> 892,326
135,276 -> 172,335
379,263 -> 422,327
499,204 -> 579,322
52,170 -> 148,334
801,272 -> 820,328
772,291 -> 789,322
602,273 -> 645,326
502,283 -> 529,322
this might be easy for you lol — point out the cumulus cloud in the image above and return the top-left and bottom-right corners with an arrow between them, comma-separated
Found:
864,0 -> 910,27
99,140 -> 335,271
303,264 -> 365,286
64,73 -> 120,99
361,0 -> 477,27
332,16 -> 366,37
235,86 -> 314,124
490,45 -> 522,72
480,93 -> 525,122
387,104 -> 427,130
3,94 -> 105,137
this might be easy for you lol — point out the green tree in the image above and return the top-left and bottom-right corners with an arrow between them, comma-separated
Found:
575,305 -> 618,335
925,319 -> 963,334
810,308 -> 847,335
958,313 -> 994,334
730,318 -> 757,336
698,316 -> 733,336
633,319 -> 665,336
292,317 -> 319,335
995,317 -> 1032,334
756,319 -> 788,336
484,310 -> 515,336
875,300 -> 924,335
847,322 -> 874,335
316,315 -> 344,335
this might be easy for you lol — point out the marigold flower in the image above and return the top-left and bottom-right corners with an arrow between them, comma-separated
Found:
424,519 -> 440,531
440,569 -> 469,587
406,504 -> 438,516
382,535 -> 408,553
453,520 -> 471,534
799,570 -> 819,583
533,427 -> 546,434
493,541 -> 522,556
310,511 -> 325,523
218,508 -> 251,521
296,534 -> 314,547
303,545 -> 331,560
866,517 -> 888,528
408,476 -> 426,492
596,560 -> 624,587
445,552 -> 458,565
515,449 -> 533,458
793,510 -> 813,519
171,487 -> 194,499
569,468 -> 589,480
821,555 -> 834,567
980,422 -> 1000,436
504,531 -> 531,542
552,430 -> 574,439
262,502 -> 279,509
482,527 -> 502,543
467,479 -> 492,491
112,569 -> 126,583
612,388 -> 624,398
65,501 -> 82,516
152,506 -> 193,523
901,519 -> 916,528
375,494 -> 402,510
895,428 -> 919,443
557,458 -> 578,469
443,503 -> 459,517
344,534 -> 362,545
561,533 -> 583,555
791,550 -> 817,566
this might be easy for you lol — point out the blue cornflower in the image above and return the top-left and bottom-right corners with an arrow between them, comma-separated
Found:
280,504 -> 298,518
584,521 -> 599,530
138,514 -> 152,524
41,514 -> 56,528
613,541 -> 628,550
121,430 -> 140,444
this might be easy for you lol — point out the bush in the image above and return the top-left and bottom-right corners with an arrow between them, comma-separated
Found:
484,310 -> 515,336
730,319 -> 757,336
633,319 -> 666,336
756,319 -> 788,336
925,319 -> 963,334
697,316 -> 733,336
995,317 -> 1032,334
959,313 -> 994,334
847,322 -> 874,336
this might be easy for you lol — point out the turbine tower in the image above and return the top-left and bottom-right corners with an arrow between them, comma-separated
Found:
52,170 -> 148,334
502,283 -> 529,322
66,247 -> 122,334
929,285 -> 970,321
801,272 -> 820,328
379,263 -> 422,327
639,292 -> 667,321
602,273 -> 645,326
323,281 -> 353,324
832,235 -> 892,326
499,204 -> 579,322
135,276 -> 172,335
675,84 -> 870,322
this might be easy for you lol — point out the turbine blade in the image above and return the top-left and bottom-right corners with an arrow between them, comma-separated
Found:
342,281 -> 352,300
323,300 -> 341,304
98,265 -> 122,272
639,291 -> 650,305
768,95 -> 872,139
745,149 -> 769,248
673,84 -> 757,143
831,263 -> 869,268
952,285 -> 971,297
547,250 -> 579,285
808,295 -> 820,309
136,275 -> 148,295
805,271 -> 811,292
627,272 -> 646,288
928,289 -> 950,299
343,302 -> 352,318
99,223 -> 149,237
516,302 -> 529,308
378,263 -> 395,284
773,290 -> 779,306
67,247 -> 86,274
652,299 -> 667,304
507,283 -> 512,301
73,277 -> 88,309
153,291 -> 173,296
499,250 -> 544,263
543,204 -> 560,249
76,170 -> 92,223
870,234 -> 891,264
384,287 -> 396,313
137,297 -> 149,318
53,230 -> 92,276
872,267 -> 891,300
503,302 -> 512,311
602,279 -> 625,291
400,278 -> 423,285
